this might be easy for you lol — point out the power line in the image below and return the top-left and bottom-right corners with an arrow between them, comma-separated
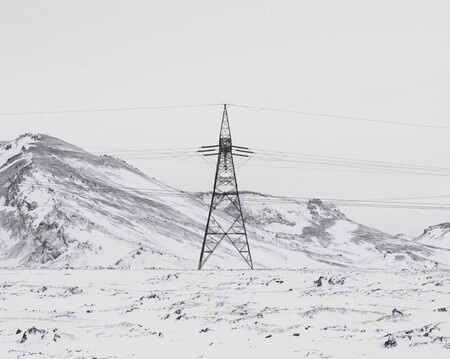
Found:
1,101 -> 449,132
371,194 -> 450,201
0,103 -> 221,117
24,181 -> 450,210
86,144 -> 446,174
253,148 -> 450,172
238,195 -> 450,211
242,162 -> 450,177
248,157 -> 450,177
92,144 -> 450,177
228,103 -> 450,131
4,141 -> 450,178
87,146 -> 198,154
17,181 -> 450,211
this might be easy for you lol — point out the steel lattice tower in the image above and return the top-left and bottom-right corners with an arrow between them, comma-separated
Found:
198,104 -> 253,269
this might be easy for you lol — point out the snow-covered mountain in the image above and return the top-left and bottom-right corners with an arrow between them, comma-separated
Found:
0,134 -> 448,270
0,134 -> 212,269
415,223 -> 450,249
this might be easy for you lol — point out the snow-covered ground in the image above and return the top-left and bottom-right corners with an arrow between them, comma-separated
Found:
1,269 -> 449,358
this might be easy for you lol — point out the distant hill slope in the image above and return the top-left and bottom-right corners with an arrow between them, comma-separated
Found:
0,134 -> 447,270
415,223 -> 450,249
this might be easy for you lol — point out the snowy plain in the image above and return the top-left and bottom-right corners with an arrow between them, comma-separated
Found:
1,269 -> 449,358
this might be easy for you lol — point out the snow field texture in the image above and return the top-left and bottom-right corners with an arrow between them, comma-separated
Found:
0,269 -> 449,358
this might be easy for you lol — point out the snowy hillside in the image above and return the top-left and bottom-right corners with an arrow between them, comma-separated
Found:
415,223 -> 450,249
227,193 -> 446,270
0,134 -> 448,270
0,134 -> 216,269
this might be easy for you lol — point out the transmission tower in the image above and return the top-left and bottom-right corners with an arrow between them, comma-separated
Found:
198,104 -> 254,270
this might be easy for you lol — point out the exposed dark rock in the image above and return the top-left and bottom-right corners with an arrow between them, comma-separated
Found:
328,276 -> 345,285
384,334 -> 397,348
19,327 -> 47,343
392,308 -> 404,317
64,286 -> 82,296
314,276 -> 325,287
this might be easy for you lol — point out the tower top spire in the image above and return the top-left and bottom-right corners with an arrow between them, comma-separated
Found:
219,104 -> 231,140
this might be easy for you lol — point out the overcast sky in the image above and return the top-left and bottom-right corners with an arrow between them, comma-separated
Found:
1,0 -> 449,236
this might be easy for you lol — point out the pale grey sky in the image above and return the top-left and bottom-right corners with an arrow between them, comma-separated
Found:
1,0 -> 449,236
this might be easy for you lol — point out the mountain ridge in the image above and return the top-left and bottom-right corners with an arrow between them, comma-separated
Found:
415,222 -> 450,249
0,134 -> 448,270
